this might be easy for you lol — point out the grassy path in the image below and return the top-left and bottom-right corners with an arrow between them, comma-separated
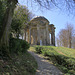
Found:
29,51 -> 63,75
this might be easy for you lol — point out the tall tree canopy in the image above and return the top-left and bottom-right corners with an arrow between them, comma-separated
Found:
11,5 -> 33,39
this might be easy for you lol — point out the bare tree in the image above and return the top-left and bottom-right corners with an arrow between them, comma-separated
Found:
56,37 -> 61,47
56,23 -> 75,48
66,23 -> 74,48
31,0 -> 75,15
58,29 -> 69,47
72,35 -> 75,49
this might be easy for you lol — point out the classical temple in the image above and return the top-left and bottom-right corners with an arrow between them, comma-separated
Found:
25,16 -> 56,46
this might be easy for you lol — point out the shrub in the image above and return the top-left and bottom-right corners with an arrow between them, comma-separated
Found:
20,39 -> 30,53
41,48 -> 50,56
0,44 -> 9,59
35,46 -> 43,54
9,38 -> 30,54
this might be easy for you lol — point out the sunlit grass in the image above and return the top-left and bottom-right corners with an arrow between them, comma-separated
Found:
30,46 -> 75,75
54,47 -> 75,58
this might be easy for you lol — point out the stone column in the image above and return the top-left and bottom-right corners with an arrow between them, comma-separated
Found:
51,32 -> 54,45
53,31 -> 55,46
51,32 -> 55,46
46,23 -> 50,45
42,29 -> 44,45
37,24 -> 40,45
29,27 -> 31,44
33,29 -> 35,45
48,33 -> 50,45
53,28 -> 55,46
51,25 -> 55,46
44,28 -> 46,45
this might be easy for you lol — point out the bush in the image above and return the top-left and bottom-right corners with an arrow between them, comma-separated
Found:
0,44 -> 9,59
35,46 -> 43,54
9,38 -> 30,54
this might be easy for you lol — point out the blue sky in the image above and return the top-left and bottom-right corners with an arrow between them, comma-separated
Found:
18,0 -> 75,36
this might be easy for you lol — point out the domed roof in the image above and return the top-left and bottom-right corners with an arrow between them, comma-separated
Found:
30,16 -> 49,23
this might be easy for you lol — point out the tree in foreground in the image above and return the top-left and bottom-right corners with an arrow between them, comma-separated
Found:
0,0 -> 18,53
0,0 -> 75,55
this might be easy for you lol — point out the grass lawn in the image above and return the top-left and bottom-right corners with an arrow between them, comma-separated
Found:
54,47 -> 75,58
0,51 -> 37,75
30,46 -> 75,75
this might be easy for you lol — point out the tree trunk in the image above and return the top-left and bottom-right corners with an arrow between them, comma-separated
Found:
0,0 -> 18,49
69,35 -> 72,48
24,29 -> 26,41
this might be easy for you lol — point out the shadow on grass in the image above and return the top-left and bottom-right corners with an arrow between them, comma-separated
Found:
45,54 -> 75,75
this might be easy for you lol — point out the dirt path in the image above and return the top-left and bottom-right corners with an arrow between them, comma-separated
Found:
28,51 -> 63,75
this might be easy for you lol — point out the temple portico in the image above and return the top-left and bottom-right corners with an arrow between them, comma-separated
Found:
25,16 -> 56,46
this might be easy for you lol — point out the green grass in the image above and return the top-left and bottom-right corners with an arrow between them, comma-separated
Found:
32,46 -> 75,75
54,47 -> 75,58
0,51 -> 37,75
